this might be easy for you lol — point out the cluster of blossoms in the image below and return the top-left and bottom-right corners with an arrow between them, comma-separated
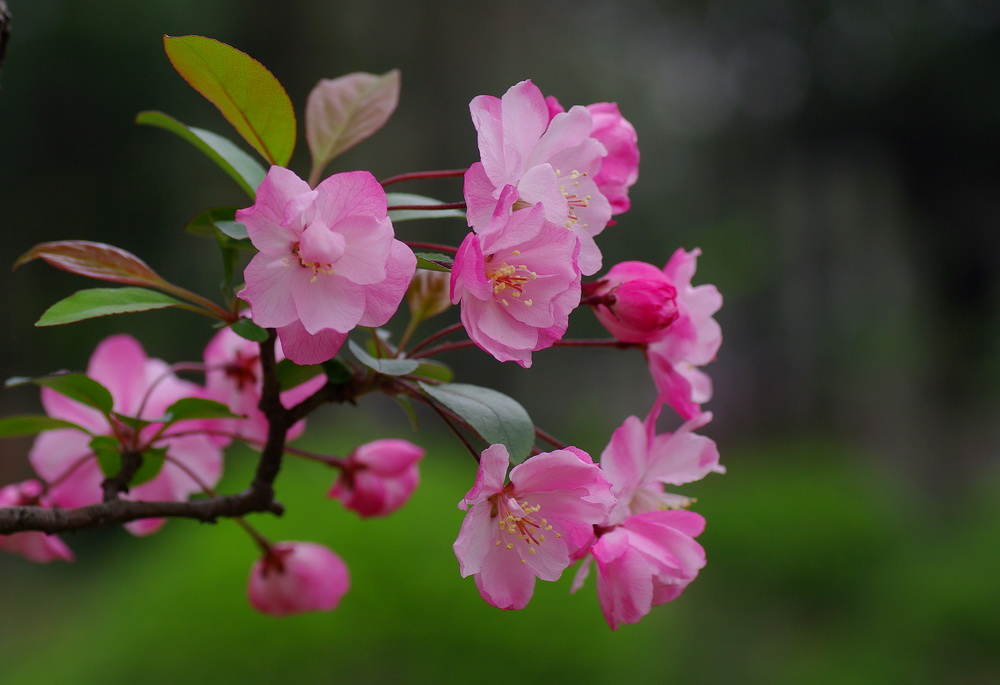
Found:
0,37 -> 722,630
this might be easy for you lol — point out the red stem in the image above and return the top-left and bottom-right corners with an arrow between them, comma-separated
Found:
405,241 -> 459,255
380,169 -> 468,186
388,202 -> 467,212
408,322 -> 466,356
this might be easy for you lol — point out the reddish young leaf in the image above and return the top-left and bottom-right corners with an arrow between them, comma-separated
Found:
306,70 -> 400,184
14,241 -> 170,288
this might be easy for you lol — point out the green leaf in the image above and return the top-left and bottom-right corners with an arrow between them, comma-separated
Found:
348,340 -> 419,376
112,413 -> 153,432
0,415 -> 86,438
414,253 -> 453,273
306,70 -> 400,182
7,374 -> 113,415
163,397 -> 241,422
93,438 -> 166,488
409,360 -> 454,383
186,207 -> 254,244
418,382 -> 534,462
186,206 -> 236,237
132,447 -> 168,487
92,436 -> 122,478
163,35 -> 296,166
136,111 -> 266,197
276,359 -> 325,392
386,193 -> 467,223
215,220 -> 249,241
14,241 -> 172,289
393,394 -> 420,431
36,287 -> 184,326
230,317 -> 268,342
322,358 -> 353,385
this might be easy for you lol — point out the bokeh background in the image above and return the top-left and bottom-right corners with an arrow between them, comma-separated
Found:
1,1 -> 998,683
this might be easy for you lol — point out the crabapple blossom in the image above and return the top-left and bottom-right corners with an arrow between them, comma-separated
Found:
0,480 -> 74,563
645,248 -> 723,419
574,510 -> 706,630
450,186 -> 581,368
546,98 -> 639,215
584,261 -> 680,343
570,405 -> 718,628
464,79 -> 612,275
248,541 -> 350,616
328,438 -> 424,517
453,443 -> 615,610
599,404 -> 722,525
28,334 -> 224,536
202,327 -> 326,444
237,166 -> 417,364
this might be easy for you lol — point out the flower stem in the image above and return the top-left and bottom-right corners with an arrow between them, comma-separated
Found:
408,322 -> 465,356
388,202 -> 467,212
379,169 -> 468,187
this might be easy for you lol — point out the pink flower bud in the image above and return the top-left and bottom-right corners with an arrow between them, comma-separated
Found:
328,438 -> 424,517
247,541 -> 349,616
586,261 -> 679,343
0,480 -> 74,563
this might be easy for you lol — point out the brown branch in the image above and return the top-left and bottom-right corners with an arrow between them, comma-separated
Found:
0,489 -> 282,535
101,450 -> 143,502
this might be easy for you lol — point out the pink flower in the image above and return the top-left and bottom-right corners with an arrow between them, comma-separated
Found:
328,438 -> 424,517
645,248 -> 722,419
570,404 -> 720,628
450,186 -> 582,368
28,334 -> 224,536
453,443 -> 615,611
599,404 -> 723,526
464,80 -> 612,275
248,541 -> 350,616
546,98 -> 639,215
202,327 -> 326,444
237,166 -> 417,364
584,261 -> 679,343
577,510 -> 706,630
0,480 -> 74,563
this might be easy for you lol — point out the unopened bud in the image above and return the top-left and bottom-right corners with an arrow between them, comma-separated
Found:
406,270 -> 452,322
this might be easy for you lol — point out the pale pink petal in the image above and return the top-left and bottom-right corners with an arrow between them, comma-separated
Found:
289,269 -> 365,334
357,240 -> 416,327
239,254 -> 298,329
312,170 -> 388,227
329,216 -> 394,285
236,166 -> 310,253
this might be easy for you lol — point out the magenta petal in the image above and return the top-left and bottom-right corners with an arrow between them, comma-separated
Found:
276,321 -> 348,365
248,541 -> 350,616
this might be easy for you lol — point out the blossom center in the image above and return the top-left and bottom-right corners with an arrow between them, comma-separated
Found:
489,491 -> 558,562
485,251 -> 537,307
293,222 -> 346,282
555,168 -> 591,229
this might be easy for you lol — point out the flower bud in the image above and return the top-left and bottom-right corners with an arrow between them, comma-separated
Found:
406,269 -> 452,322
586,261 -> 679,343
0,480 -> 74,563
328,438 -> 424,517
247,541 -> 349,616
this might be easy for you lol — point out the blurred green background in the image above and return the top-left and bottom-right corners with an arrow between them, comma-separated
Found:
1,1 -> 998,683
